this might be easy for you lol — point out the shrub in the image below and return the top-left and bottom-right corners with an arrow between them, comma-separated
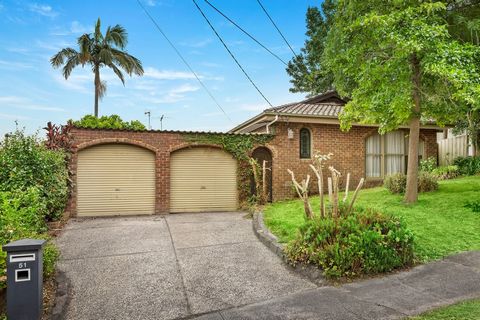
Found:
0,189 -> 58,288
0,130 -> 68,220
72,114 -> 146,130
384,173 -> 407,194
453,156 -> 480,176
419,157 -> 437,173
417,172 -> 439,192
285,208 -> 415,278
431,165 -> 460,180
384,172 -> 438,194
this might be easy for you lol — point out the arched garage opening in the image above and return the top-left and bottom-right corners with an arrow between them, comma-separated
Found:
170,147 -> 238,213
77,143 -> 156,217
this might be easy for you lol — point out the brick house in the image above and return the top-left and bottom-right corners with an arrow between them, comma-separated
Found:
230,91 -> 442,200
68,91 -> 442,216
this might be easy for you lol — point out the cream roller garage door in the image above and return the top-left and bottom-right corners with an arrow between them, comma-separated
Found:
170,147 -> 238,213
77,144 -> 155,216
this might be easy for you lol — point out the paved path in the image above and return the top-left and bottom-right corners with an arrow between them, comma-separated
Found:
194,251 -> 480,320
56,212 -> 316,320
57,213 -> 480,320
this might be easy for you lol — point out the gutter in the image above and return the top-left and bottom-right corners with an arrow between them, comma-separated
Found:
265,115 -> 279,134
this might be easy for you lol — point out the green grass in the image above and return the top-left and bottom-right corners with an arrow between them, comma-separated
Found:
410,299 -> 480,320
264,176 -> 480,261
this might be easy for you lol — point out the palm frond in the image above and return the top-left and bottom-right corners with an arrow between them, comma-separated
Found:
50,48 -> 78,68
78,34 -> 93,64
98,80 -> 107,99
94,18 -> 103,44
111,49 -> 144,76
106,24 -> 127,49
62,54 -> 81,79
108,63 -> 125,85
98,48 -> 113,65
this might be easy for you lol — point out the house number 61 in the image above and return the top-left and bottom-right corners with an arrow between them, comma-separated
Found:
18,262 -> 27,268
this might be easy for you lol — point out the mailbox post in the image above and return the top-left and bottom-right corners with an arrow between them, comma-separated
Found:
2,239 -> 46,320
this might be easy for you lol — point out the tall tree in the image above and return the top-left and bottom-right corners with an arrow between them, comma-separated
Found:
286,1 -> 336,95
324,1 -> 480,203
447,0 -> 480,156
51,18 -> 144,117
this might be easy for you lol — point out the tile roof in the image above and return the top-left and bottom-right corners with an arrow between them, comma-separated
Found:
264,102 -> 344,118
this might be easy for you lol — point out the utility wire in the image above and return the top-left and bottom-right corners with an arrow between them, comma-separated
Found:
192,0 -> 273,107
203,0 -> 287,66
256,0 -> 297,57
135,0 -> 232,122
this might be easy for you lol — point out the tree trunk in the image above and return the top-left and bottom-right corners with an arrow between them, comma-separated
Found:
405,54 -> 421,204
94,64 -> 100,117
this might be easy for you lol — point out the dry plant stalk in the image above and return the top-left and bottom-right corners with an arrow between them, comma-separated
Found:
328,177 -> 333,204
347,178 -> 365,215
329,166 -> 341,217
310,152 -> 332,217
287,169 -> 314,219
343,173 -> 350,203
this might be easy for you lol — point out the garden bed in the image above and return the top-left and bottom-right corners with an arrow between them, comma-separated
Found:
264,176 -> 480,262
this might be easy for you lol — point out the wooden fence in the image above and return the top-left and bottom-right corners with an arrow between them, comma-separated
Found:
438,135 -> 469,165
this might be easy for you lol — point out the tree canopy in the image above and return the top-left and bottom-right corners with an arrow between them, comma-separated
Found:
51,18 -> 144,117
285,0 -> 336,95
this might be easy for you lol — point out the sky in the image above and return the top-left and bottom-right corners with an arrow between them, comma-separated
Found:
0,0 -> 319,135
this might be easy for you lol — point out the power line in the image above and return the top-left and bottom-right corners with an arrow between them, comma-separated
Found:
256,0 -> 297,57
135,0 -> 232,123
203,0 -> 287,66
192,0 -> 273,107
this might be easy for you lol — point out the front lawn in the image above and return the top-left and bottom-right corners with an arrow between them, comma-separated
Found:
264,176 -> 480,261
410,299 -> 480,320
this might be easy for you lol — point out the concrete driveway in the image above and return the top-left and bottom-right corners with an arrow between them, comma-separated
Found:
56,212 -> 315,320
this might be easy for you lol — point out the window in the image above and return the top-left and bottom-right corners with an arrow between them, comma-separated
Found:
299,128 -> 311,159
365,130 -> 425,178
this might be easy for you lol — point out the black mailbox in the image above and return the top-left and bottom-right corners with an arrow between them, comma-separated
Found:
3,239 -> 46,320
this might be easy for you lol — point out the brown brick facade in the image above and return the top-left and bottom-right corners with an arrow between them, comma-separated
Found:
69,124 -> 439,215
69,128 -> 242,216
264,122 -> 439,200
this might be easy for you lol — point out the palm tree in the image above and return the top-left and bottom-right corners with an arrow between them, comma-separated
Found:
51,18 -> 144,117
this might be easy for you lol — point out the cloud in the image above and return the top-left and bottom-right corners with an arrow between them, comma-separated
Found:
70,21 -> 89,34
180,38 -> 213,48
0,60 -> 34,70
29,3 -> 58,18
138,84 -> 200,104
0,113 -> 30,120
0,96 -> 65,112
239,103 -> 269,112
170,84 -> 199,94
144,67 -> 198,80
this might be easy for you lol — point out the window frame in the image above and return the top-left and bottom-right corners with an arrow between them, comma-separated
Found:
365,130 -> 425,179
299,128 -> 312,159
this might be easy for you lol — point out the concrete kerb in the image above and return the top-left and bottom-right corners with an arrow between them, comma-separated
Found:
50,270 -> 72,320
252,212 -> 325,286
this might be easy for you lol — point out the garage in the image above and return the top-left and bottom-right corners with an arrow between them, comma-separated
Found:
170,147 -> 238,213
77,144 -> 156,217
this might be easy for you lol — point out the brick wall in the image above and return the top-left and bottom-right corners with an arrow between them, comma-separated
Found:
265,122 -> 439,200
69,128 -> 241,215
69,125 -> 439,215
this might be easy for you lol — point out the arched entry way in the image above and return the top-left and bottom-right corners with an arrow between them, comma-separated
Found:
251,147 -> 273,202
